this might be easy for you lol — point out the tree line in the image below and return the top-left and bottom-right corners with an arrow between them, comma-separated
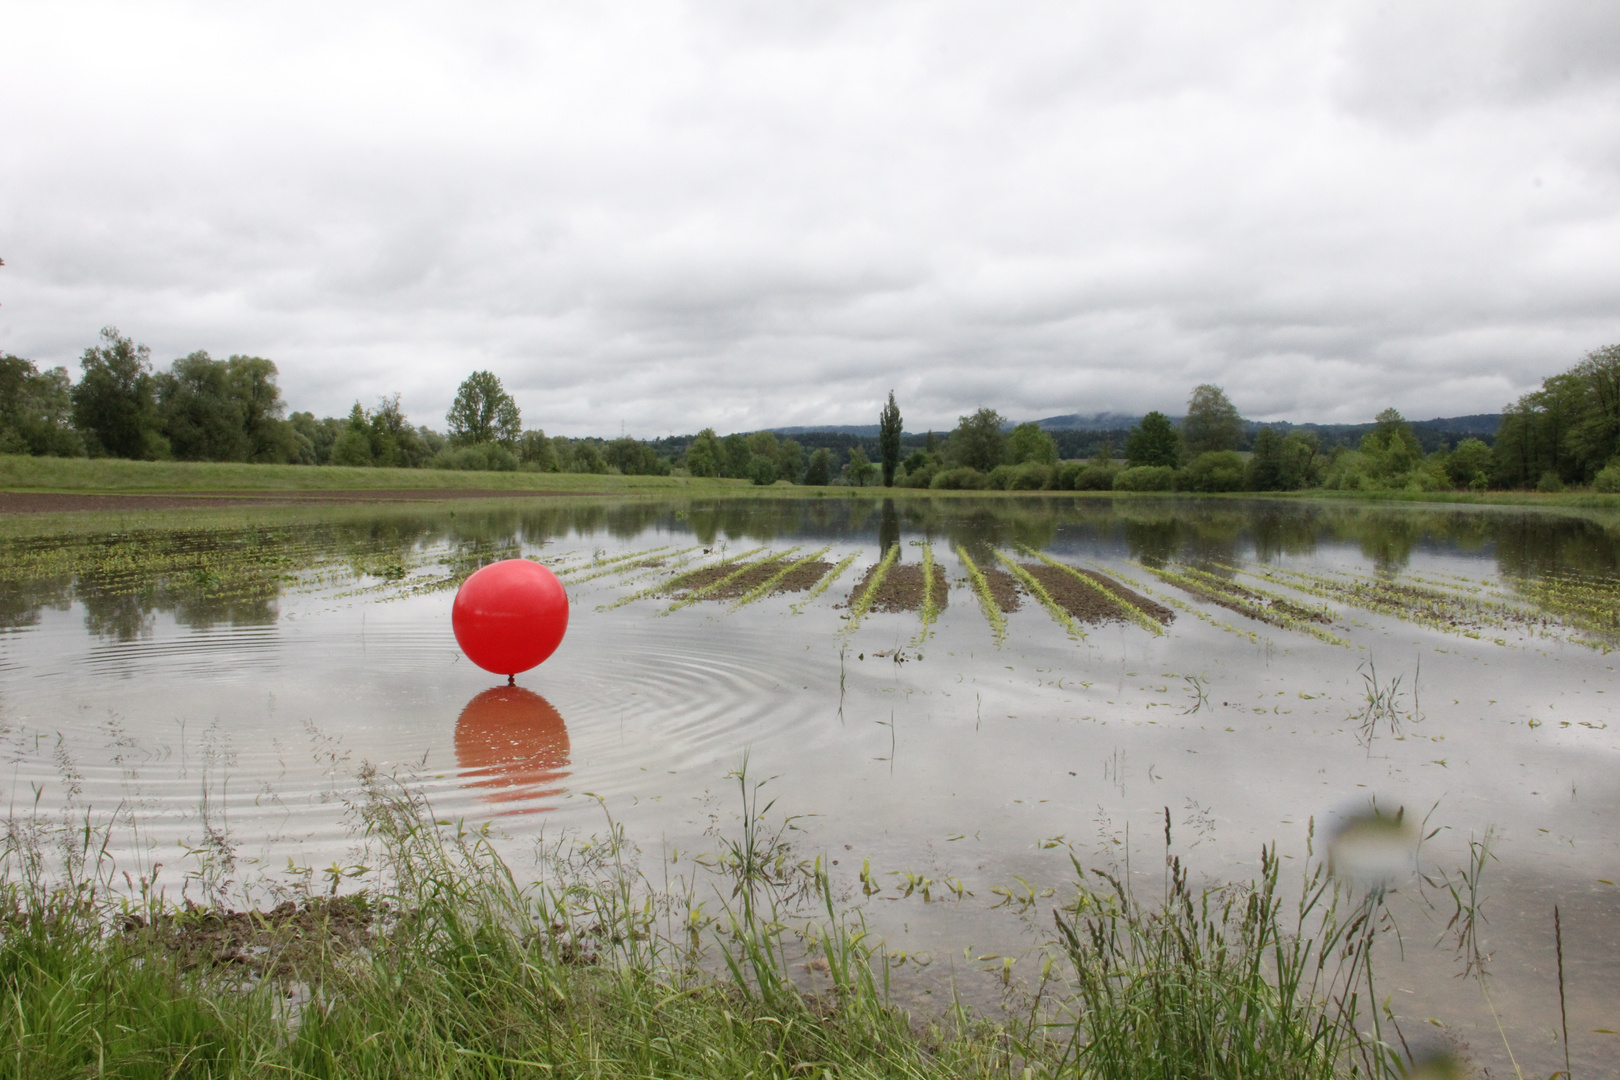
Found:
5,328 -> 1618,493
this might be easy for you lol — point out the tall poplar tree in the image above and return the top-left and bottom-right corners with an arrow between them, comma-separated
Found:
878,390 -> 903,487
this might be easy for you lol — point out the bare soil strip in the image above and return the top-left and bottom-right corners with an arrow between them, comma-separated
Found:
849,562 -> 951,614
1162,573 -> 1320,629
669,557 -> 790,601
772,559 -> 836,593
980,568 -> 1023,612
1049,566 -> 1175,625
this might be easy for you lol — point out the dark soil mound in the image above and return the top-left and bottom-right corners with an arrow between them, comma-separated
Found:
1022,564 -> 1174,625
853,562 -> 951,614
979,568 -> 1023,612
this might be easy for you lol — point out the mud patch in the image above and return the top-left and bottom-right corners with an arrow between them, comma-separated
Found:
773,559 -> 835,594
1163,574 -> 1317,628
669,557 -> 784,601
1067,567 -> 1174,625
849,562 -> 951,614
121,896 -> 374,976
979,568 -> 1023,612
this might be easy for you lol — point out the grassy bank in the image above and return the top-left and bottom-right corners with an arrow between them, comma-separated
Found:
8,454 -> 1620,513
0,454 -> 731,494
0,772 -> 1408,1079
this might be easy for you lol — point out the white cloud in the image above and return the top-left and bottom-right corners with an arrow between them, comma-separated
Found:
2,0 -> 1617,434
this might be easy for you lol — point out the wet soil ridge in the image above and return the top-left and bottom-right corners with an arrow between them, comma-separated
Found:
841,543 -> 901,631
1145,563 -> 1349,646
1245,561 -> 1564,645
730,546 -> 836,609
601,544 -> 769,610
121,896 -> 374,977
558,544 -> 692,584
665,547 -> 800,609
855,562 -> 950,615
1020,563 -> 1172,628
995,552 -> 1084,639
790,552 -> 859,615
955,544 -> 1010,643
1014,545 -> 1170,634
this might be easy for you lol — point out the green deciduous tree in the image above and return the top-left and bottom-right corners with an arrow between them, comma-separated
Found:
1183,384 -> 1244,454
446,371 -> 521,447
518,430 -> 558,471
158,351 -> 249,462
1005,422 -> 1059,466
948,408 -> 1006,473
330,403 -> 375,466
803,446 -> 833,486
0,354 -> 83,457
777,439 -> 805,484
721,433 -> 752,479
71,327 -> 167,459
1246,427 -> 1286,491
845,445 -> 878,486
1125,411 -> 1180,469
878,390 -> 902,487
1446,438 -> 1494,490
685,429 -> 723,477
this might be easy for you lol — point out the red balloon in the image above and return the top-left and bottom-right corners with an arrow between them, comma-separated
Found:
452,559 -> 569,677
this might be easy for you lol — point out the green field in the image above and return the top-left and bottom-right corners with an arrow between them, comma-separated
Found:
0,453 -> 731,494
5,454 -> 1617,514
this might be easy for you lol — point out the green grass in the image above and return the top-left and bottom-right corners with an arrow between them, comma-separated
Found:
0,453 -> 741,494
0,770 -> 1406,1080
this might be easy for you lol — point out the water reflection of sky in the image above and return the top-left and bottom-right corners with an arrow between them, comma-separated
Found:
1,496 -> 1618,1074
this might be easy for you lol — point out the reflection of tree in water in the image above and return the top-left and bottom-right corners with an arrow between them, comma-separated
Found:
11,498 -> 1620,640
76,574 -> 159,642
1249,504 -> 1321,563
942,503 -> 1057,552
0,576 -> 72,630
1122,516 -> 1179,568
168,584 -> 278,631
1495,512 -> 1620,581
879,500 -> 900,554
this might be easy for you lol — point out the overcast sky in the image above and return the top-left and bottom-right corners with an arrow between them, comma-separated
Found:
3,2 -> 1618,436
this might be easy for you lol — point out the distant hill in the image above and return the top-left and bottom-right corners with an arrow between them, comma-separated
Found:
768,424 -> 884,437
767,413 -> 1501,456
1033,412 -> 1148,431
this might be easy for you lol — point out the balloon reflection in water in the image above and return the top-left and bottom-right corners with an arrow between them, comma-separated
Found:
453,686 -> 571,813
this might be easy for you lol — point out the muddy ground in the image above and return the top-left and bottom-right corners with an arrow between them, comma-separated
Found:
669,556 -> 834,601
121,896 -> 375,975
1163,573 -> 1323,628
976,568 -> 1023,612
1022,564 -> 1174,626
849,562 -> 951,614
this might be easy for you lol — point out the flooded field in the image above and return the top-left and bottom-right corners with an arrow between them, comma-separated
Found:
2,495 -> 1618,1074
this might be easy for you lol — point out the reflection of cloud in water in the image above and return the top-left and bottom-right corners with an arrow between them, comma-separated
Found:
454,686 -> 570,813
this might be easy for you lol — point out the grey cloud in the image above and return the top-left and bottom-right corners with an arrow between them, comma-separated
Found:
2,2 -> 1618,436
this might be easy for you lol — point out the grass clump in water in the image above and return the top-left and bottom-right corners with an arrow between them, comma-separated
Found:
1045,813 -> 1400,1080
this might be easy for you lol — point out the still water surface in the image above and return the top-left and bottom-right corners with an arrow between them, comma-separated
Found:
2,496 -> 1618,1072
